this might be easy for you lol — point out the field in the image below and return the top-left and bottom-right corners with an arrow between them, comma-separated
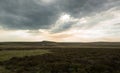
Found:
0,49 -> 50,73
0,50 -> 50,61
0,42 -> 120,73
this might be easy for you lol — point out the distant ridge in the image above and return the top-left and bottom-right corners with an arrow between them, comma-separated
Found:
0,41 -> 120,50
0,41 -> 120,47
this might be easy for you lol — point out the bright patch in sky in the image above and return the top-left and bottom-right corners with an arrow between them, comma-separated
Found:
60,14 -> 71,21
13,30 -> 30,38
40,0 -> 55,4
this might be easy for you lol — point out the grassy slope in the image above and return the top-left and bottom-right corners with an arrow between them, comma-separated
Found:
0,49 -> 50,61
0,49 -> 50,73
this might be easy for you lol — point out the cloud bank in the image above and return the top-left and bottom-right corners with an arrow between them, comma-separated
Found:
0,0 -> 120,42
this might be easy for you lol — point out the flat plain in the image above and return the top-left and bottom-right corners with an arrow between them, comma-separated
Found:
0,42 -> 120,73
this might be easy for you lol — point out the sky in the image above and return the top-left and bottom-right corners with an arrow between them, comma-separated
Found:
0,0 -> 120,42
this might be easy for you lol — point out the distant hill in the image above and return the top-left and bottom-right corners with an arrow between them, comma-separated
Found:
0,41 -> 120,50
0,41 -> 120,46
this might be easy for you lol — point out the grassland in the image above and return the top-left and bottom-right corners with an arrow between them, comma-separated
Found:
0,49 -> 50,73
0,49 -> 50,61
0,42 -> 120,73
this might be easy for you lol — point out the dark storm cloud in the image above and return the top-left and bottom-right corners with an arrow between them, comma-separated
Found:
0,0 -> 60,29
0,0 -> 119,31
56,0 -> 116,17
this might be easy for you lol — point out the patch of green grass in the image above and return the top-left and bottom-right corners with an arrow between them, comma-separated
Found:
0,49 -> 50,61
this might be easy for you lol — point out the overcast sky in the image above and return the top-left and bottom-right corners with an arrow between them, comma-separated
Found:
0,0 -> 120,42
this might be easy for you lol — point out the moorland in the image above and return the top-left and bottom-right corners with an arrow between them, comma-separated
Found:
0,41 -> 120,73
